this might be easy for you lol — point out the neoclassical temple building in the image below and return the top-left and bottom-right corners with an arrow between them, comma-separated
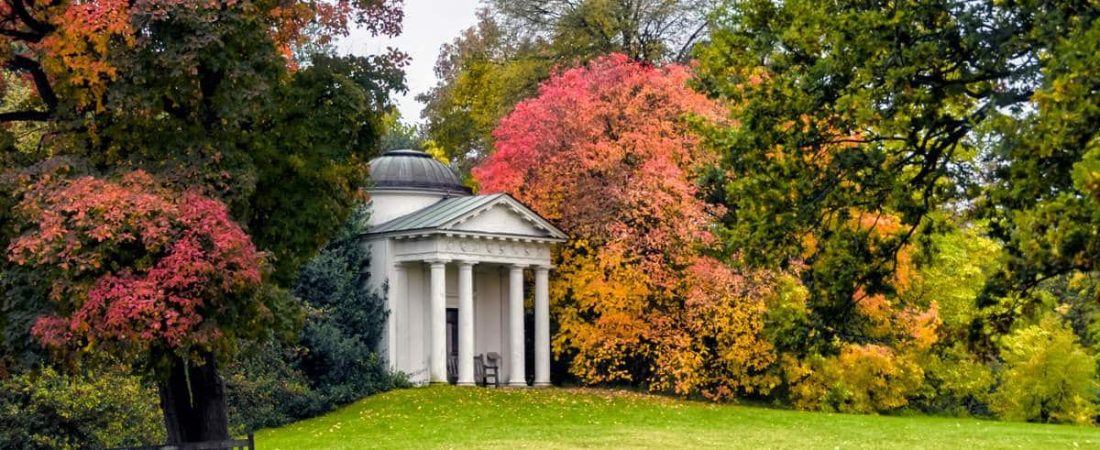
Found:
363,149 -> 567,386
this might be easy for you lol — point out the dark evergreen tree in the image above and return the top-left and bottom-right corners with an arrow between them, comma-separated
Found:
294,206 -> 393,404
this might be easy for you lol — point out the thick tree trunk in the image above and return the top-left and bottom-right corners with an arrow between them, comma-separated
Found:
158,351 -> 230,444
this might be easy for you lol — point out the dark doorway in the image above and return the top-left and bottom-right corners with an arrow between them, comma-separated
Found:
446,308 -> 458,384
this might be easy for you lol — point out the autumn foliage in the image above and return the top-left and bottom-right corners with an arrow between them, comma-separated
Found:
0,0 -> 403,110
476,54 -> 778,399
7,171 -> 267,362
0,0 -> 408,441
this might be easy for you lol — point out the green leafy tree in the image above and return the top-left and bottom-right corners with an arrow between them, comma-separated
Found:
695,0 -> 1099,354
978,7 -> 1100,339
379,111 -> 425,152
990,315 -> 1098,425
903,221 -> 1001,338
249,53 -> 406,282
418,8 -> 551,172
491,0 -> 713,62
901,222 -> 1000,416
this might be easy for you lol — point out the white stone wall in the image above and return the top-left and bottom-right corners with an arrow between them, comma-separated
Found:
476,267 -> 508,380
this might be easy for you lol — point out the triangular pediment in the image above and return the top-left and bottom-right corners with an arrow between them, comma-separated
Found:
444,195 -> 567,240
367,193 -> 567,241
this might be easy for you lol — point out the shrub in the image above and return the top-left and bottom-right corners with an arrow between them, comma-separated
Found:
225,338 -> 315,434
789,344 -> 926,414
916,342 -> 996,417
0,367 -> 164,449
990,316 -> 1098,424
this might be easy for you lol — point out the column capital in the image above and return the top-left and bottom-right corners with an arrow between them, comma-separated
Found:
424,258 -> 451,266
534,264 -> 554,272
456,259 -> 478,267
509,263 -> 529,269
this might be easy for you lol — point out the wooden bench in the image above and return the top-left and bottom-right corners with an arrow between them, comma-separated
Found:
110,433 -> 254,450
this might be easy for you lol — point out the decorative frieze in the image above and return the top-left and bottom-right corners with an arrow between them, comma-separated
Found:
392,234 -> 552,266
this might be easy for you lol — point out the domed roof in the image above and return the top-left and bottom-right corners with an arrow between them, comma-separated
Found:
368,149 -> 471,195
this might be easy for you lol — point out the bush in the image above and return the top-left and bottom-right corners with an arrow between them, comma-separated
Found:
225,339 -> 315,434
226,335 -> 405,434
990,316 -> 1098,424
297,314 -> 399,405
293,205 -> 394,405
789,344 -> 926,414
0,367 -> 164,449
916,342 -> 996,417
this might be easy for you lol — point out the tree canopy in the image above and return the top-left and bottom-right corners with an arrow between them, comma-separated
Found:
0,0 -> 407,442
477,54 -> 779,399
694,0 -> 1100,354
8,171 -> 274,369
472,0 -> 1100,422
419,0 -> 714,172
0,1 -> 406,281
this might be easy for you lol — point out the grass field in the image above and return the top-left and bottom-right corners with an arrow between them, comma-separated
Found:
257,385 -> 1100,449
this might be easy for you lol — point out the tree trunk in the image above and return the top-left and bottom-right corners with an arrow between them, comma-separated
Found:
158,351 -> 230,444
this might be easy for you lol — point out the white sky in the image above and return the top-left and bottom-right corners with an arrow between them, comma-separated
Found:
339,0 -> 482,124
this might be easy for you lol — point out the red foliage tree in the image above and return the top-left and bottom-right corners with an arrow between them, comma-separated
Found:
7,170 -> 274,441
475,54 -> 779,399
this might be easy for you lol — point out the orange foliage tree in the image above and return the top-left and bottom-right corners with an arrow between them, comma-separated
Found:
475,54 -> 780,399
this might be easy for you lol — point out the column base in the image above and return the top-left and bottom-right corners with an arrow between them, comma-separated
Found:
429,380 -> 449,385
456,381 -> 476,387
507,381 -> 529,388
533,381 -> 551,388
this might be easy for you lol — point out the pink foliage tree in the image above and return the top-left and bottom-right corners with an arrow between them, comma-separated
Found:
9,171 -> 265,359
7,170 -> 274,441
475,54 -> 780,399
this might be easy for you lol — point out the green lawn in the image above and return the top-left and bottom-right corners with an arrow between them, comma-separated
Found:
257,385 -> 1100,449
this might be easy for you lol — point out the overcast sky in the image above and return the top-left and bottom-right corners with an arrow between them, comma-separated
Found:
339,0 -> 482,124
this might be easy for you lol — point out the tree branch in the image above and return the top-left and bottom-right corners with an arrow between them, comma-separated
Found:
4,53 -> 58,121
0,26 -> 44,42
0,109 -> 49,121
9,54 -> 57,108
8,0 -> 54,35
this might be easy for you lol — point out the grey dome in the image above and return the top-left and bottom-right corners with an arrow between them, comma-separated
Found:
368,149 -> 471,195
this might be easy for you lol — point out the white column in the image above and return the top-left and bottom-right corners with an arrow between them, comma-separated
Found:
534,265 -> 551,387
508,264 -> 527,386
428,259 -> 448,383
457,261 -> 476,386
389,263 -> 407,371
